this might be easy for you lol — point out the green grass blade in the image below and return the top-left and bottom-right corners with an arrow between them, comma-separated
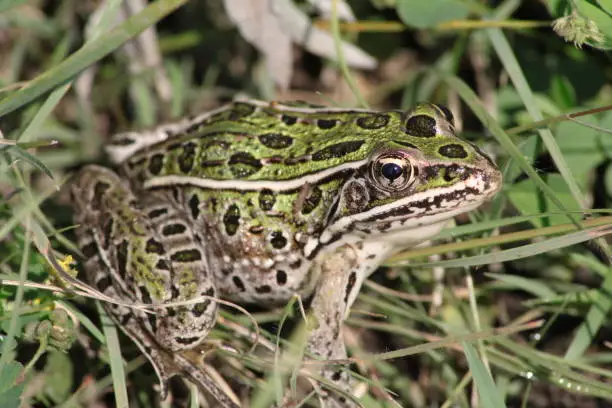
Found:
0,0 -> 188,118
486,28 -> 587,209
97,303 -> 129,408
463,341 -> 508,408
439,73 -> 578,225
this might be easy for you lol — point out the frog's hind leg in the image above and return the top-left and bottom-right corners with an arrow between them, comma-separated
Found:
71,165 -> 236,407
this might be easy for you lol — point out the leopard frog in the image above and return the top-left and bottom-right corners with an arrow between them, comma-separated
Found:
71,99 -> 502,408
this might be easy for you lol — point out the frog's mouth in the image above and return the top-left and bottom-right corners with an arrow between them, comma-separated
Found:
318,171 -> 499,244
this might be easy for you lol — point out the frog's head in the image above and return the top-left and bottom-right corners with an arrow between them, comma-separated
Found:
317,103 -> 502,251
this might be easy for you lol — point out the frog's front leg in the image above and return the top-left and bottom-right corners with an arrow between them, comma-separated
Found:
305,242 -> 391,408
71,165 -> 238,408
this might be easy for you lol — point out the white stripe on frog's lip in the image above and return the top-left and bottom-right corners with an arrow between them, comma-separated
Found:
303,176 -> 491,257
143,160 -> 368,192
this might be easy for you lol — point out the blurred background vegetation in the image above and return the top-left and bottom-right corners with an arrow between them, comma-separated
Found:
2,0 -> 612,407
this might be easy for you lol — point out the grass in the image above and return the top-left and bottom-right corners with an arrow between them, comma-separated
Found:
2,0 -> 612,407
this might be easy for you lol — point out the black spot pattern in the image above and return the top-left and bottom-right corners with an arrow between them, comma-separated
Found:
270,231 -> 288,249
281,114 -> 298,125
301,186 -> 322,214
170,249 -> 202,262
435,104 -> 455,126
228,152 -> 262,178
81,242 -> 98,258
356,114 -> 390,129
148,154 -> 164,174
439,144 -> 468,158
258,133 -> 293,149
103,218 -> 114,241
256,285 -> 271,294
117,240 -> 128,279
344,271 -> 357,303
145,238 -> 164,254
223,204 -> 241,236
92,182 -> 110,208
96,276 -> 112,292
228,102 -> 256,121
276,270 -> 287,285
404,115 -> 437,137
148,207 -> 168,219
178,143 -> 196,173
189,194 -> 200,219
162,223 -> 187,236
155,259 -> 169,270
175,336 -> 199,345
232,276 -> 246,291
317,119 -> 337,129
312,140 -> 364,161
258,189 -> 276,211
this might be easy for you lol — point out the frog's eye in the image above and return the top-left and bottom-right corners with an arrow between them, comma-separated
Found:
370,152 -> 415,192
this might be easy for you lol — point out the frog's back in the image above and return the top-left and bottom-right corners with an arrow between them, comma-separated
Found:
109,99 -> 418,184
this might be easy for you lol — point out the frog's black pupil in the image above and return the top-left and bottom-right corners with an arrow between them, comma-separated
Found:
381,163 -> 403,181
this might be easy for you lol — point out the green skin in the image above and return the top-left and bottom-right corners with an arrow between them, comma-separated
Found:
71,100 -> 502,408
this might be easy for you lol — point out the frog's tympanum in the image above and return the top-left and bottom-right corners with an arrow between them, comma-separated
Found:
71,100 -> 502,408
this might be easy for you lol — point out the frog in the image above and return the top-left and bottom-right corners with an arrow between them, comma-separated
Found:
70,99 -> 502,408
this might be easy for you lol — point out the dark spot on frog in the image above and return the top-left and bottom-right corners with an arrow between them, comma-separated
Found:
155,259 -> 169,270
145,238 -> 165,254
229,102 -> 256,120
81,242 -> 97,258
312,140 -> 365,161
192,300 -> 211,317
256,285 -> 272,294
171,286 -> 180,299
228,152 -> 263,178
175,336 -> 200,345
102,217 -> 114,240
148,154 -> 164,175
178,142 -> 196,173
281,114 -> 298,125
139,286 -> 152,304
290,259 -> 302,269
331,371 -> 343,381
316,118 -> 337,129
258,133 -> 293,149
276,270 -> 287,285
189,194 -> 200,219
223,204 -> 241,236
148,207 -> 168,219
344,271 -> 357,303
434,104 -> 455,126
117,240 -> 128,278
170,249 -> 202,262
96,276 -> 112,292
301,185 -> 322,214
404,114 -> 437,137
119,313 -> 132,326
92,182 -> 110,209
232,276 -> 246,291
270,231 -> 288,249
162,223 -> 187,236
438,144 -> 468,159
356,113 -> 389,129
147,314 -> 157,331
258,189 -> 276,210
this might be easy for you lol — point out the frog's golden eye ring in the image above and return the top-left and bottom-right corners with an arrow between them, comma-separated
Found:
369,151 -> 415,192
